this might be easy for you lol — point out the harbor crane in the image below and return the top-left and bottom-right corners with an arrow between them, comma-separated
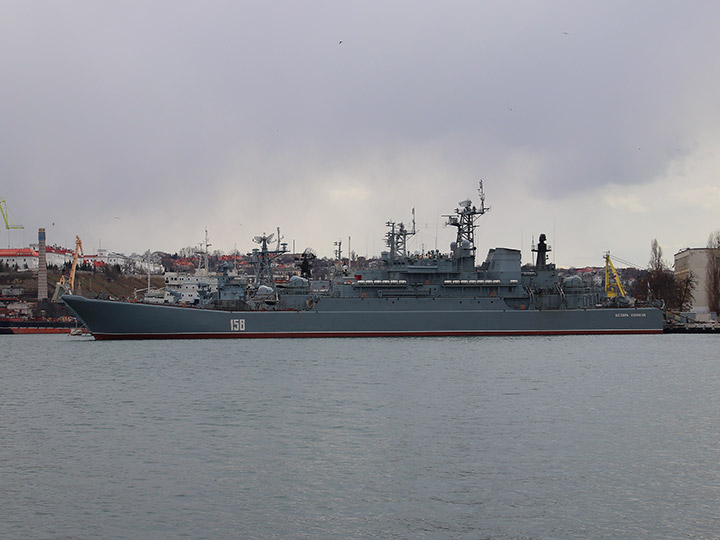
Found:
68,235 -> 84,293
0,197 -> 23,230
604,252 -> 627,298
52,236 -> 84,301
1,197 -> 24,248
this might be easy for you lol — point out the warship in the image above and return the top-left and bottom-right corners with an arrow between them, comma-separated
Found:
62,184 -> 664,339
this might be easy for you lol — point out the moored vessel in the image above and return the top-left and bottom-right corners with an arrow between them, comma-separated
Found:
62,184 -> 664,339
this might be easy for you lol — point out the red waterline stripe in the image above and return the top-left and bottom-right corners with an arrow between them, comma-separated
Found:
91,329 -> 664,340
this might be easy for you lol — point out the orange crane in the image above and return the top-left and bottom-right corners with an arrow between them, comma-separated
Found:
52,236 -> 84,301
68,236 -> 84,293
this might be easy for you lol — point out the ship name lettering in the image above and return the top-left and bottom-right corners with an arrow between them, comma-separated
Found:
230,318 -> 246,331
615,313 -> 629,318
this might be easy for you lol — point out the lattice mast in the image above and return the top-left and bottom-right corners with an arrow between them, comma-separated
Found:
444,181 -> 490,262
385,208 -> 416,262
251,231 -> 286,287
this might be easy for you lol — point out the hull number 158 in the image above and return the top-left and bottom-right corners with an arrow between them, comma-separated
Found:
230,319 -> 246,331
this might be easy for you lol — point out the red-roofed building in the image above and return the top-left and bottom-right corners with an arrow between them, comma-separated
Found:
29,243 -> 76,267
1,245 -> 108,271
0,248 -> 40,270
173,258 -> 195,271
46,245 -> 74,267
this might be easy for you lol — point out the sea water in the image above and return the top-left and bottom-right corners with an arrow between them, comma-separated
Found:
1,334 -> 719,540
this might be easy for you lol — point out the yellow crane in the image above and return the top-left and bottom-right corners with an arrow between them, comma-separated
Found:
1,197 -> 24,229
1,197 -> 23,248
604,252 -> 627,298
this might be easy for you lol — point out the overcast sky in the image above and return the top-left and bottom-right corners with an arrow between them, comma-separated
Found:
2,0 -> 719,267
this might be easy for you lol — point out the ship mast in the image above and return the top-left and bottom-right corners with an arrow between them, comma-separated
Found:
385,208 -> 416,262
251,231 -> 286,287
196,228 -> 211,276
531,234 -> 551,269
444,181 -> 490,266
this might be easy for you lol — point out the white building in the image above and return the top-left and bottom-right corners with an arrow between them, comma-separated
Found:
29,244 -> 75,268
96,248 -> 125,267
47,246 -> 75,267
123,253 -> 164,275
0,248 -> 39,270
3,241 -> 164,276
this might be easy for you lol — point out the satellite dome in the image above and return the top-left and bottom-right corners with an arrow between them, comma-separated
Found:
287,275 -> 309,288
562,275 -> 583,288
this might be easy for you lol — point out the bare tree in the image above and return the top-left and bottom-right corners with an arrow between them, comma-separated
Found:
649,238 -> 665,271
178,246 -> 196,259
707,231 -> 720,315
633,239 -> 696,311
677,271 -> 698,312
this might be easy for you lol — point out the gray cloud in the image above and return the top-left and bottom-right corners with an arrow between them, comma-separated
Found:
2,1 -> 719,264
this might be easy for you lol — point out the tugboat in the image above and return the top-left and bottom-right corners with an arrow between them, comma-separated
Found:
62,183 -> 664,339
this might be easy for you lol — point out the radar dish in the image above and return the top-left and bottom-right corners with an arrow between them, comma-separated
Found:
459,199 -> 471,208
252,232 -> 275,245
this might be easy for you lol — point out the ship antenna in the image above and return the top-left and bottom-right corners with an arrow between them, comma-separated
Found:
477,180 -> 489,215
197,228 -> 211,274
276,226 -> 284,252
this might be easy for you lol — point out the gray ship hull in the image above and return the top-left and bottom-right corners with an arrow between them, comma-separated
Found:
62,295 -> 664,340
